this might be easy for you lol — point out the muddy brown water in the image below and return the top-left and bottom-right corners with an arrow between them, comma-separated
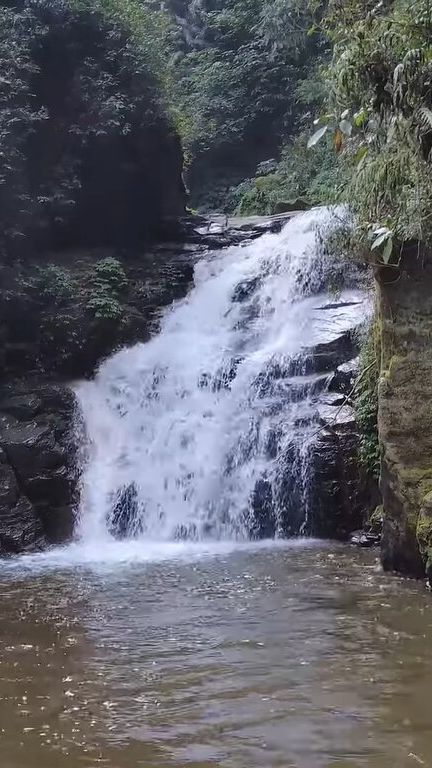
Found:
0,541 -> 432,768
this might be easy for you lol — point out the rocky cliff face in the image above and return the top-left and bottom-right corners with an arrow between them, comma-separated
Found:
0,0 -> 190,554
377,255 -> 432,579
0,384 -> 77,554
295,301 -> 377,541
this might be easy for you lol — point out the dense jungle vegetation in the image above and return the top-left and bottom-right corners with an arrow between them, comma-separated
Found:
1,0 -> 432,350
3,0 -> 432,240
166,0 -> 328,209
170,0 -> 432,259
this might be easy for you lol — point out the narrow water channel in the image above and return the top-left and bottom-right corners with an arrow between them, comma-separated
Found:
1,542 -> 431,768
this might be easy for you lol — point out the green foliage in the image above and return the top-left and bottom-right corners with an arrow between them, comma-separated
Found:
227,132 -> 345,214
167,0 -> 321,195
354,322 -> 380,479
86,294 -> 124,322
0,6 -> 43,251
0,0 -> 174,254
93,257 -> 128,292
313,0 -> 432,253
87,257 -> 127,322
37,265 -> 75,306
70,0 -> 171,85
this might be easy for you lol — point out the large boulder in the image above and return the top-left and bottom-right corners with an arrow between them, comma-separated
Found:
0,384 -> 77,552
249,290 -> 378,541
309,404 -> 373,539
377,254 -> 432,578
0,448 -> 46,554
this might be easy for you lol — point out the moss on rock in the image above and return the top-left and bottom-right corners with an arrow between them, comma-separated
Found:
377,252 -> 432,578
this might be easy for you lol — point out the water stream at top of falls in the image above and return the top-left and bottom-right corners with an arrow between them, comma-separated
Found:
75,207 -> 365,546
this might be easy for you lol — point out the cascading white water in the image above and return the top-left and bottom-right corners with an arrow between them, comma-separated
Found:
75,207 -> 363,546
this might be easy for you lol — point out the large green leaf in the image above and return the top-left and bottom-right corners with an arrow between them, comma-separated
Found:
371,230 -> 391,250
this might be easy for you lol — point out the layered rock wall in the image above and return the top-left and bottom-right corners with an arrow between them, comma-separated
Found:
377,256 -> 432,578
0,385 -> 77,554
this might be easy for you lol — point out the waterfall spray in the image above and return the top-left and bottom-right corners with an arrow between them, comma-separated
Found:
75,208 -> 363,545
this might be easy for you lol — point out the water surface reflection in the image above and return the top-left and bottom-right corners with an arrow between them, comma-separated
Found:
0,543 -> 431,768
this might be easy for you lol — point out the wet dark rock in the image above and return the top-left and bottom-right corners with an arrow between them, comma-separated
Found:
264,428 -> 281,460
232,276 -> 261,303
0,449 -> 46,555
0,384 -> 77,554
184,212 -> 295,246
0,450 -> 19,508
231,285 -> 376,543
43,505 -> 75,545
328,358 -> 359,396
316,400 -> 356,432
350,530 -> 381,547
228,213 -> 296,235
307,331 -> 358,373
211,358 -> 242,392
274,199 -> 311,213
1,418 -> 64,480
277,299 -> 375,540
0,395 -> 42,420
308,428 -> 366,539
303,381 -> 379,540
273,440 -> 309,537
285,296 -> 367,378
249,478 -> 276,539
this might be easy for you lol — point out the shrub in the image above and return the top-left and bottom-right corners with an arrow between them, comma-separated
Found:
87,257 -> 127,322
86,294 -> 124,322
94,257 -> 127,292
227,133 -> 345,215
37,265 -> 75,305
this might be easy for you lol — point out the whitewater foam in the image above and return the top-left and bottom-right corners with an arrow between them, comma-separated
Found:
74,207 -> 358,547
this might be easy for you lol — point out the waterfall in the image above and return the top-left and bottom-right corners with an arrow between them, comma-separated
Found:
75,207 -> 364,545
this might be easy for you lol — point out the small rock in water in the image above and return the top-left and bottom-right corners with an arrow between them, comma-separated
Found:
350,529 -> 381,548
